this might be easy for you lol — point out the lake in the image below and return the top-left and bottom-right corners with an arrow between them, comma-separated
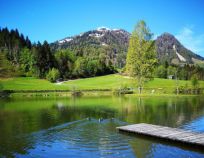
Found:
0,96 -> 204,158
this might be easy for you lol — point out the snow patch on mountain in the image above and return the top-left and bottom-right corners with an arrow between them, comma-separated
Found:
114,30 -> 125,34
57,27 -> 128,44
176,52 -> 186,62
89,33 -> 104,38
101,42 -> 108,46
112,28 -> 120,31
173,45 -> 186,62
58,38 -> 72,44
79,33 -> 84,37
97,27 -> 110,31
97,27 -> 125,33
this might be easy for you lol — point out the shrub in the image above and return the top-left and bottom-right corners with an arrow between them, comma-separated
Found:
154,65 -> 167,78
191,75 -> 199,89
71,91 -> 83,97
46,68 -> 60,83
112,85 -> 134,95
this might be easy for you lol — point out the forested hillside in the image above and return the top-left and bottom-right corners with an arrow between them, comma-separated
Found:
50,27 -> 130,68
0,27 -> 116,80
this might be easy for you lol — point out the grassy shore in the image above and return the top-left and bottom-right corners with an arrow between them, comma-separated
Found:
0,74 -> 204,95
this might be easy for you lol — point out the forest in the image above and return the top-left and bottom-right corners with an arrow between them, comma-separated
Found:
0,27 -> 115,81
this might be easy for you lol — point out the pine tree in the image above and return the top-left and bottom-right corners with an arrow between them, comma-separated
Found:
126,20 -> 157,94
25,36 -> 32,49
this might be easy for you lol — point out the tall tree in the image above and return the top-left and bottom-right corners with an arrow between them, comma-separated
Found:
19,48 -> 34,73
55,49 -> 76,78
33,41 -> 55,78
126,20 -> 157,94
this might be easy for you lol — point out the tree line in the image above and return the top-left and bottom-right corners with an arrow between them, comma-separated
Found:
154,61 -> 204,80
0,27 -> 115,81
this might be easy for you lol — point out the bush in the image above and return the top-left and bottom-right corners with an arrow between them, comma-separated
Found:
112,85 -> 133,95
191,75 -> 199,89
71,91 -> 83,97
154,65 -> 167,78
46,68 -> 60,83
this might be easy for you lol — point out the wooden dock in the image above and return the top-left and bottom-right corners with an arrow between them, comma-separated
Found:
117,123 -> 204,147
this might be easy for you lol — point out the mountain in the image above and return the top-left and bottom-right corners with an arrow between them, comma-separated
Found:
50,27 -> 130,67
50,28 -> 204,67
155,33 -> 204,65
51,27 -> 130,50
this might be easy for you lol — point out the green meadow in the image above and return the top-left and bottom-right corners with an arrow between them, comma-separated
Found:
1,74 -> 204,94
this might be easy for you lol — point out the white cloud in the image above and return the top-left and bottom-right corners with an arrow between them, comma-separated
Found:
175,27 -> 204,56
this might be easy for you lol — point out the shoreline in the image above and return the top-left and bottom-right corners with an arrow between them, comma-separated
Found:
1,89 -> 202,98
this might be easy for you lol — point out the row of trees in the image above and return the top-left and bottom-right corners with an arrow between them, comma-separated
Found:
0,28 -> 31,62
154,63 -> 204,80
0,28 -> 32,77
53,49 -> 115,79
0,27 -> 115,81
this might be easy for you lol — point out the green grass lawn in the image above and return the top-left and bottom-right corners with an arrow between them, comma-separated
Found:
0,77 -> 62,90
0,74 -> 204,94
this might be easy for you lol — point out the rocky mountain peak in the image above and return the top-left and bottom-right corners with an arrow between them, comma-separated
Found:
156,33 -> 204,64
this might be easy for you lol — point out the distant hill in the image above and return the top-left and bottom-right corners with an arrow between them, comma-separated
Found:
50,28 -> 204,67
51,27 -> 130,50
155,33 -> 204,65
50,27 -> 130,67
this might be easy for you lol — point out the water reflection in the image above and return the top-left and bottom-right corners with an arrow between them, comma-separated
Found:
0,96 -> 204,157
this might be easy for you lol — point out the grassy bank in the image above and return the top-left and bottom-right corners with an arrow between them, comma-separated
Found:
0,74 -> 204,95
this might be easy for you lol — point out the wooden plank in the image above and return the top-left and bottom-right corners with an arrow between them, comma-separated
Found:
117,123 -> 204,147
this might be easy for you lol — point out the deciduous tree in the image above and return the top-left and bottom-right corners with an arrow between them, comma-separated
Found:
126,20 -> 157,94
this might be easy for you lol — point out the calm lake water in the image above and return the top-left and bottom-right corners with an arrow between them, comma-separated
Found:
0,96 -> 204,158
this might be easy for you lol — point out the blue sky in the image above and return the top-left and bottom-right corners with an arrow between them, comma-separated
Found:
1,0 -> 204,56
